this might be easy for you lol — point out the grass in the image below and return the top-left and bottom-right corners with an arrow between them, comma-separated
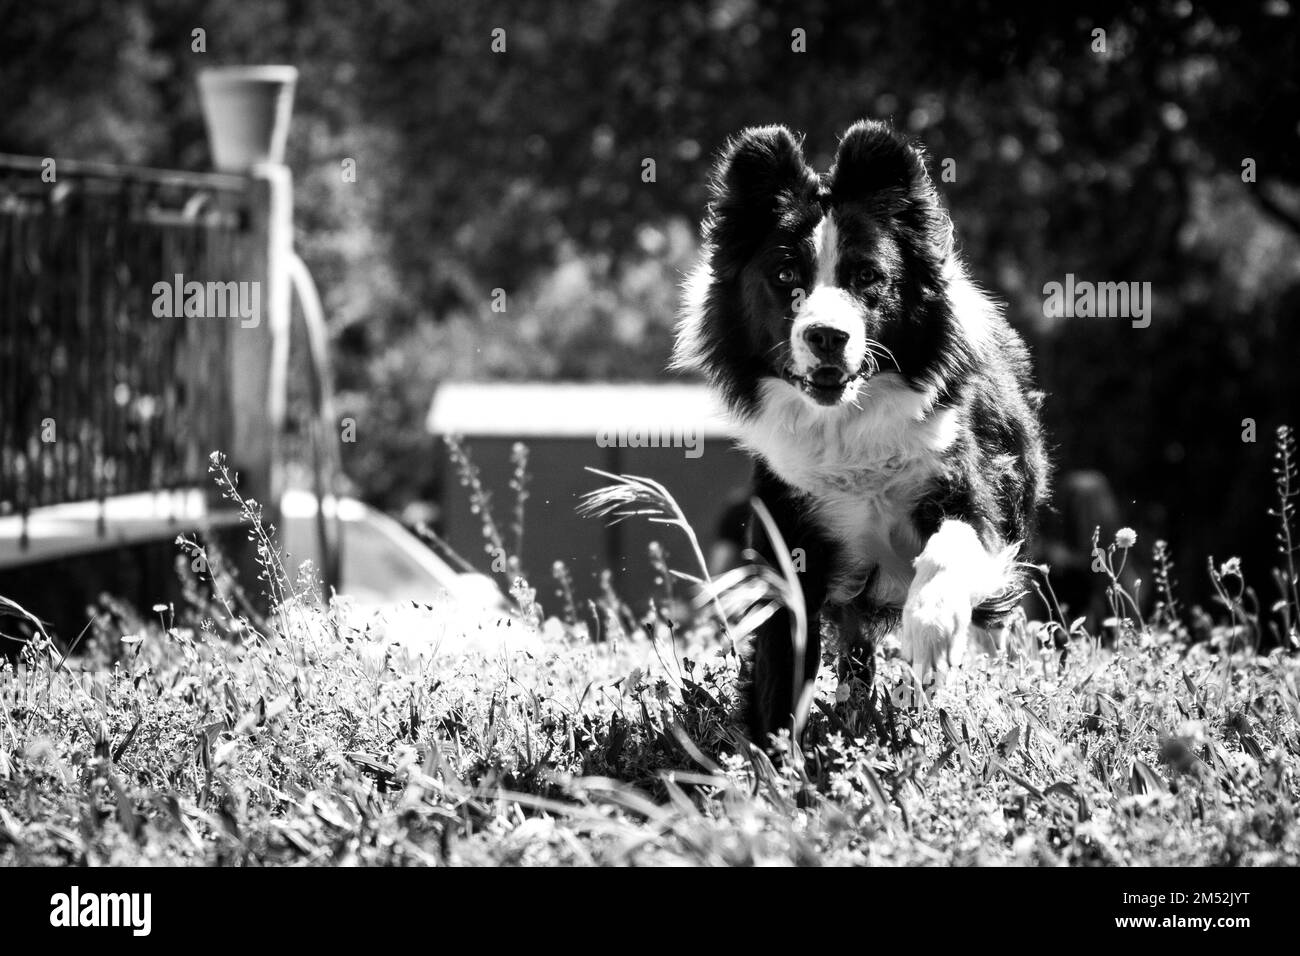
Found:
0,441 -> 1298,867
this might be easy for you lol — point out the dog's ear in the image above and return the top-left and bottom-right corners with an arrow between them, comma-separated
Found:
709,125 -> 811,212
831,119 -> 952,261
704,125 -> 819,274
829,119 -> 931,201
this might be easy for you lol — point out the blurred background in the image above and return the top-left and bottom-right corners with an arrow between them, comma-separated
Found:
2,0 -> 1298,619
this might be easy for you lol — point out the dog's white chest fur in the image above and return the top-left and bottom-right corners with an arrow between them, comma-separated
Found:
734,374 -> 961,604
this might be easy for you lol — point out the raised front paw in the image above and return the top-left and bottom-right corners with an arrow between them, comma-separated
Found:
900,578 -> 972,687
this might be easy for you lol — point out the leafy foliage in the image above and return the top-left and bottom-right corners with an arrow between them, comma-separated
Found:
3,564 -> 1299,865
3,0 -> 1298,597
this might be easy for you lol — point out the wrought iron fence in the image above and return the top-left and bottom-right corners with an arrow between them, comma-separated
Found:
0,155 -> 251,518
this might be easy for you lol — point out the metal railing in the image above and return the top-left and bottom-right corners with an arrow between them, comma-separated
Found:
0,154 -> 250,518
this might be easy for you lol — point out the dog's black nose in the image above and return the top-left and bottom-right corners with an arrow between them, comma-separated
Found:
802,325 -> 849,357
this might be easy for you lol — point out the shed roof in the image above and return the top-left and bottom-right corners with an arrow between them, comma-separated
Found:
426,382 -> 735,438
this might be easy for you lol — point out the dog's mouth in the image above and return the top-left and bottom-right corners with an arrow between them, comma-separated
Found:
781,363 -> 870,406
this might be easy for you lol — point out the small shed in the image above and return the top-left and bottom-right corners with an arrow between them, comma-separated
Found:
426,382 -> 753,613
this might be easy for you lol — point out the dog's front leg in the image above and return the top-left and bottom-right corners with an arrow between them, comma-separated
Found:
743,517 -> 829,748
746,595 -> 822,748
901,519 -> 1017,684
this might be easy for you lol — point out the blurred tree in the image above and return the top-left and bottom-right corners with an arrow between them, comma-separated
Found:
2,0 -> 1297,609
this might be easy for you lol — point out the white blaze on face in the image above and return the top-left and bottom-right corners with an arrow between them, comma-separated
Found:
789,212 -> 868,377
812,211 -> 840,287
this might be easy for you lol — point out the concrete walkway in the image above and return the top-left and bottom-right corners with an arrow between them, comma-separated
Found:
0,489 -> 499,612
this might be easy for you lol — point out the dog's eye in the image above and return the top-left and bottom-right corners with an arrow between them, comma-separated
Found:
773,265 -> 800,287
854,266 -> 880,287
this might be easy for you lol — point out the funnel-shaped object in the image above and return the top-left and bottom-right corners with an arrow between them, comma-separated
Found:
197,66 -> 298,172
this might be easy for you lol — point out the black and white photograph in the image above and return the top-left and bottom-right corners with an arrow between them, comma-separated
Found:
0,0 -> 1296,918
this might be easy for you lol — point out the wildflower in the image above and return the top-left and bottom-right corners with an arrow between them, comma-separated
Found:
1219,557 -> 1242,578
358,642 -> 388,680
1115,527 -> 1137,549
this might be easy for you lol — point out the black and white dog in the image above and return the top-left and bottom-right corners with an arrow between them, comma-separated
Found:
675,120 -> 1049,744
